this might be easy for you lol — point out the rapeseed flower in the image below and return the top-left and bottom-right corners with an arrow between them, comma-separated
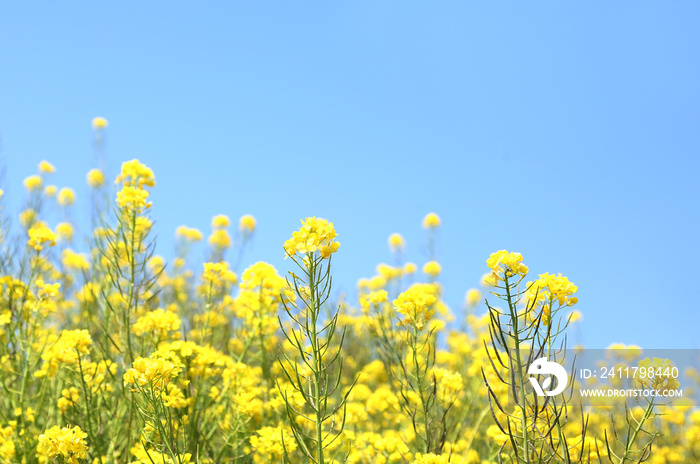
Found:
38,160 -> 56,174
413,452 -> 450,463
388,233 -> 405,251
62,249 -> 90,271
239,214 -> 256,233
423,260 -> 441,277
133,309 -> 182,339
56,222 -> 74,242
27,222 -> 56,251
124,354 -> 179,391
486,249 -> 529,281
35,329 -> 92,377
422,212 -> 441,229
37,425 -> 88,464
283,216 -> 339,258
44,184 -> 57,197
57,187 -> 75,206
201,261 -> 237,287
212,214 -> 230,229
116,185 -> 151,212
393,284 -> 437,330
526,272 -> 578,307
465,288 -> 481,306
92,116 -> 108,129
115,159 -> 155,214
86,168 -> 105,188
176,225 -> 203,242
23,174 -> 43,192
208,229 -> 231,249
116,159 -> 155,188
638,357 -> 681,393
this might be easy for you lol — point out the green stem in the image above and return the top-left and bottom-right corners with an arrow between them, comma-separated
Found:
308,258 -> 324,464
620,398 -> 655,464
504,274 -> 530,463
411,325 -> 431,453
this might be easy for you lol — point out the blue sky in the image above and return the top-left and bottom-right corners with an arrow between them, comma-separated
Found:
1,2 -> 699,349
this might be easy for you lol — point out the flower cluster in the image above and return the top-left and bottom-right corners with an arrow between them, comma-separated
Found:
87,168 -> 105,188
485,249 -> 529,283
239,214 -> 256,234
35,329 -> 93,378
133,309 -> 182,339
638,357 -> 681,392
37,425 -> 88,464
208,214 -> 232,250
176,225 -> 203,242
283,216 -> 340,258
27,222 -> 56,251
422,212 -> 441,229
388,233 -> 405,251
115,159 -> 155,213
124,354 -> 180,391
201,261 -> 238,288
393,284 -> 437,330
526,272 -> 579,307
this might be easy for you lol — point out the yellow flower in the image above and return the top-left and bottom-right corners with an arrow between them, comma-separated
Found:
360,289 -> 389,310
486,249 -> 529,281
525,273 -> 578,307
86,168 -> 105,188
38,160 -> 56,174
284,216 -> 340,258
567,310 -> 583,323
201,261 -> 238,287
116,185 -> 151,212
58,387 -> 80,413
115,160 -> 155,213
239,214 -> 256,233
92,116 -> 108,129
393,284 -> 437,330
123,355 -> 179,391
413,453 -> 450,464
133,309 -> 182,338
35,329 -> 92,378
57,187 -> 75,206
115,159 -> 155,188
403,262 -> 417,274
320,244 -> 339,258
388,233 -> 405,251
637,358 -> 681,393
44,185 -> 57,197
56,222 -> 74,242
23,175 -> 43,192
37,425 -> 88,464
422,212 -> 441,229
376,263 -> 401,280
19,209 -> 37,228
62,249 -> 90,271
176,225 -> 203,242
212,214 -> 230,229
465,288 -> 481,306
423,260 -> 441,277
27,223 -> 56,251
208,229 -> 231,249
250,426 -> 297,462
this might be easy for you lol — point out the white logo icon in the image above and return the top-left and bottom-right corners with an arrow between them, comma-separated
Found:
528,357 -> 568,397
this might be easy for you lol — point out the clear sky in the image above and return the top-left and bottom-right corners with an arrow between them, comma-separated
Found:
1,2 -> 699,349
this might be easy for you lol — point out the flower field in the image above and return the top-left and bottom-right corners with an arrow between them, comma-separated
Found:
0,126 -> 698,464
